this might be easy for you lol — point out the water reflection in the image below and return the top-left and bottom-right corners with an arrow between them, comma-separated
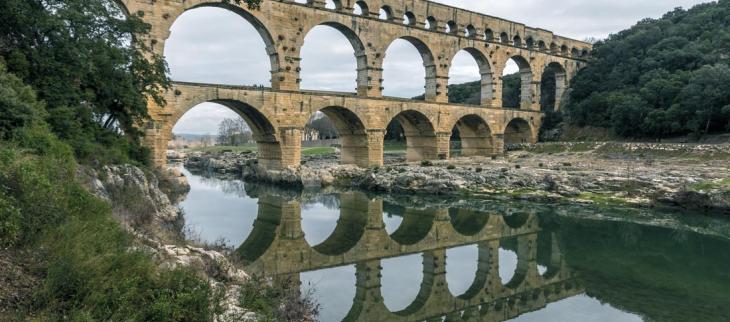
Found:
179,170 -> 730,322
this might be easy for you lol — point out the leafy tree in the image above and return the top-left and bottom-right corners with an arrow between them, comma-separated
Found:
565,0 -> 730,138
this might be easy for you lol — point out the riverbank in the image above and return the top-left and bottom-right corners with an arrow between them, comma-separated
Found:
182,142 -> 730,215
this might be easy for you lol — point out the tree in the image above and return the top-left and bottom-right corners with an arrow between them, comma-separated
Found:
564,0 -> 730,138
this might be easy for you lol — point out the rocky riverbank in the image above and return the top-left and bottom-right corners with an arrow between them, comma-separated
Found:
78,165 -> 311,322
182,142 -> 730,215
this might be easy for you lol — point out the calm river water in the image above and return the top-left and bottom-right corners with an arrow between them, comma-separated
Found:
178,167 -> 730,322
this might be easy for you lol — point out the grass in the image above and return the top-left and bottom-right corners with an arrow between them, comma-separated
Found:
689,178 -> 730,192
302,147 -> 336,156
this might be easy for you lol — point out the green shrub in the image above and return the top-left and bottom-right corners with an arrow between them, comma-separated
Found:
447,165 -> 456,170
421,160 -> 434,167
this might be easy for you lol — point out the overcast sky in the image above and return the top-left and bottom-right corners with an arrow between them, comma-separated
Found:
170,0 -> 712,135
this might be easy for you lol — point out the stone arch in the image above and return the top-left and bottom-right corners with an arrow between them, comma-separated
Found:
386,109 -> 440,162
425,16 -> 437,30
392,252 -> 439,316
236,197 -> 283,263
379,5 -> 394,20
166,2 -> 280,86
382,36 -> 438,101
353,0 -> 369,16
446,20 -> 458,34
300,22 -> 368,94
513,35 -> 523,47
502,237 -> 530,289
305,106 -> 371,167
449,47 -> 495,106
484,28 -> 494,41
581,48 -> 590,57
525,36 -> 535,48
502,55 -> 534,109
455,242 -> 492,300
504,117 -> 535,145
550,42 -> 558,53
311,193 -> 369,256
389,208 -> 436,245
170,98 -> 283,169
560,44 -> 569,55
500,32 -> 510,43
403,11 -> 417,25
571,47 -> 580,57
324,0 -> 342,10
537,231 -> 563,280
449,208 -> 489,236
537,40 -> 547,51
541,62 -> 568,111
450,114 -> 495,157
465,24 -> 477,38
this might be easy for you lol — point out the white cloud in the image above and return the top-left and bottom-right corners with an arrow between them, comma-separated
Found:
169,0 -> 711,134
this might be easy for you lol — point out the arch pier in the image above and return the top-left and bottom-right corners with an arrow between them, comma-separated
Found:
118,0 -> 590,168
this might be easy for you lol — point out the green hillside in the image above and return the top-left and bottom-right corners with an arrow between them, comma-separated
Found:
566,0 -> 730,138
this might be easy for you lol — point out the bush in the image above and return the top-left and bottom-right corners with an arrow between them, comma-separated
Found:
447,165 -> 456,170
421,160 -> 434,167
475,167 -> 483,173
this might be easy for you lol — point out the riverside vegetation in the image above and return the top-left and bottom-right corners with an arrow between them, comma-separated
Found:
0,0 -> 313,321
2,0 -> 730,321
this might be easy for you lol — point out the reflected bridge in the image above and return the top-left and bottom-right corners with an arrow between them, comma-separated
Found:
236,191 -> 583,322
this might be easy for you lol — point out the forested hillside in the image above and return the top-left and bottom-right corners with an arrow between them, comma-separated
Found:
566,0 -> 730,138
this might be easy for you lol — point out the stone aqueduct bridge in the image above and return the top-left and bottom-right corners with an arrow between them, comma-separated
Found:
236,192 -> 583,321
118,0 -> 591,168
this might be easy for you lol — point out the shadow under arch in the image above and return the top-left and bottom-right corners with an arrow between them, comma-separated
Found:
504,117 -> 535,145
387,110 -> 440,162
451,114 -> 494,157
384,36 -> 438,101
450,47 -> 494,106
386,205 -> 436,246
311,192 -> 369,256
170,2 -> 280,82
173,99 -> 283,169
309,106 -> 370,167
449,208 -> 490,236
541,61 -> 568,111
302,22 -> 368,94
505,55 -> 533,109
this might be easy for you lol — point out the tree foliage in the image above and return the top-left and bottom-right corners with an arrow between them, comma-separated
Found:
566,0 -> 730,138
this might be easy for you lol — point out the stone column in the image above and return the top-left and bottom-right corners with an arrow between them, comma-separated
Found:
361,67 -> 383,97
366,129 -> 385,167
272,56 -> 301,91
553,72 -> 567,111
428,76 -> 450,103
436,131 -> 452,160
278,127 -> 303,168
492,133 -> 505,155
340,133 -> 371,167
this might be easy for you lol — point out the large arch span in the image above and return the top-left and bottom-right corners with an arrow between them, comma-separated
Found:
121,0 -> 587,167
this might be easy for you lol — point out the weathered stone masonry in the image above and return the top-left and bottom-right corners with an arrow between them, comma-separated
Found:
117,0 -> 591,169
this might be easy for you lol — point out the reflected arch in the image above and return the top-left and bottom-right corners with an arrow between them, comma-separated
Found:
310,192 -> 369,256
388,207 -> 436,246
450,114 -> 495,157
386,110 -> 440,162
449,208 -> 490,236
504,118 -> 535,145
300,22 -> 368,94
163,3 -> 279,86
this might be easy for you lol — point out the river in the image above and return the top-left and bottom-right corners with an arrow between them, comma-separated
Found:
178,167 -> 730,322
